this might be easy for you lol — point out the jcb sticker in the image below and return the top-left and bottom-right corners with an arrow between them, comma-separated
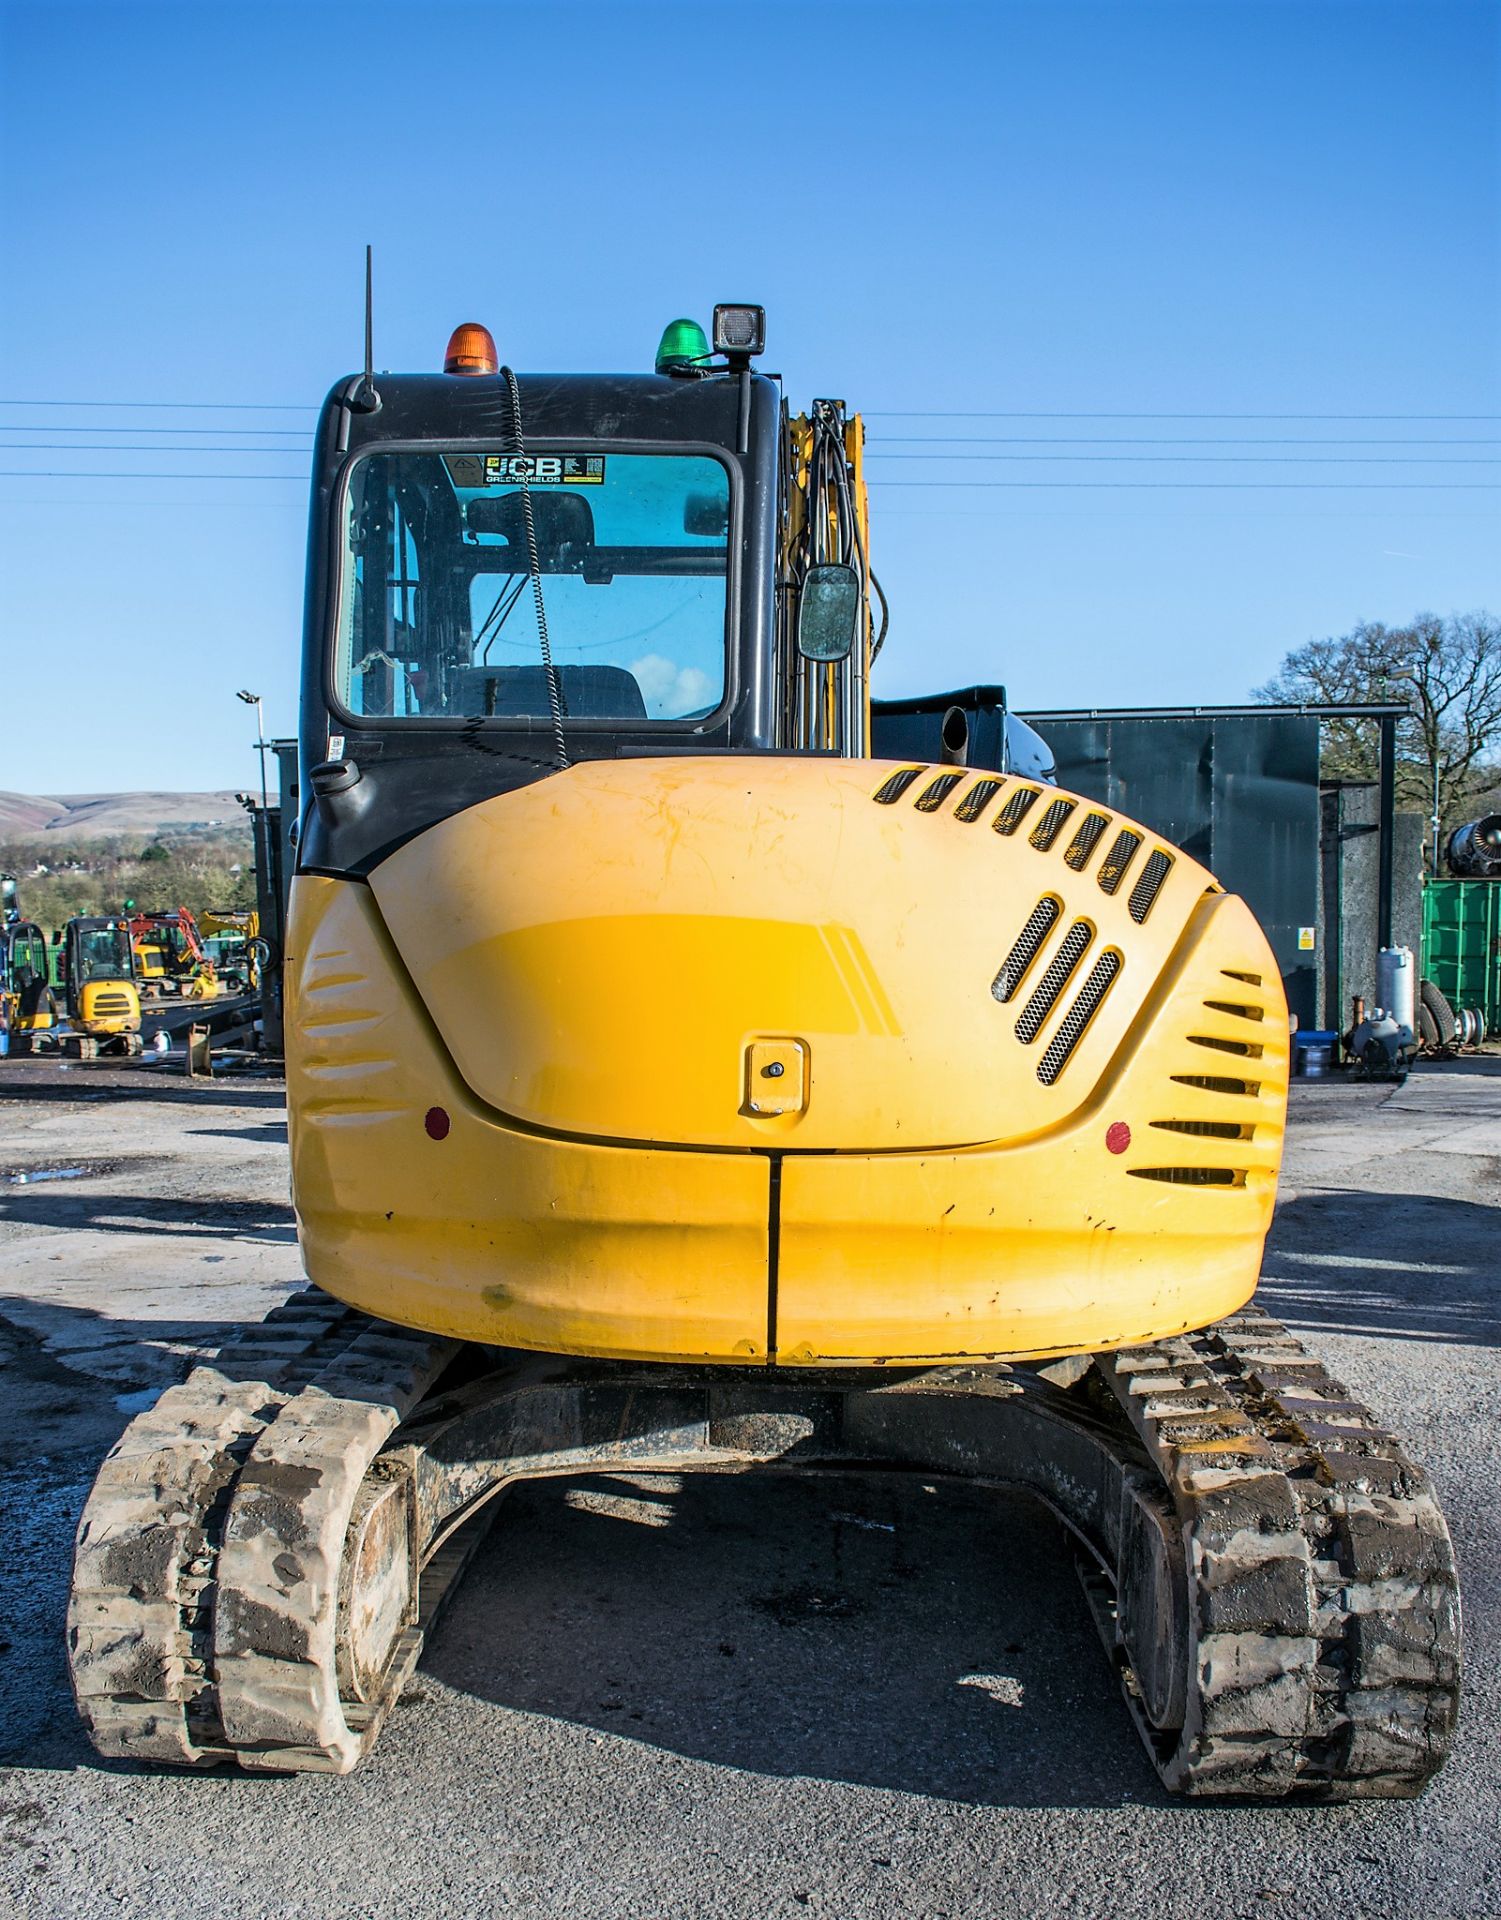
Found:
481,454 -> 605,486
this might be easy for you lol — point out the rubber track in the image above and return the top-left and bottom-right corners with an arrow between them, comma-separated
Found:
71,1293 -> 1459,1793
68,1288 -> 455,1770
212,1317 -> 458,1772
1095,1303 -> 1461,1798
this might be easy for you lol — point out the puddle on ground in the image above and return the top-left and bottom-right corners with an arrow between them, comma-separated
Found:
3,1159 -> 125,1186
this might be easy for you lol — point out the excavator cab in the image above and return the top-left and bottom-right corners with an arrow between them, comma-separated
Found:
69,307 -> 1459,1798
59,917 -> 143,1057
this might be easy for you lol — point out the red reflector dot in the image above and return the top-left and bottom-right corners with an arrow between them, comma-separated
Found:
1105,1121 -> 1131,1155
424,1107 -> 451,1141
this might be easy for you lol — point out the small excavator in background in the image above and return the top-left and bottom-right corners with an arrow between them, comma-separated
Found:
198,908 -> 264,993
128,907 -> 220,1001
55,916 -> 144,1057
69,305 -> 1459,1798
3,878 -> 140,1059
9,914 -> 144,1058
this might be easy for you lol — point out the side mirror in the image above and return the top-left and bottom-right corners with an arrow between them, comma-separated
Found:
797,564 -> 860,663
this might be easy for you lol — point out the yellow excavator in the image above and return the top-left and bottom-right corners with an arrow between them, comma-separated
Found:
10,916 -> 144,1058
69,307 -> 1459,1795
198,909 -> 264,993
128,907 -> 221,1001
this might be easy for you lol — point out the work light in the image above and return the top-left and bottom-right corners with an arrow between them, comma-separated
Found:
712,304 -> 765,361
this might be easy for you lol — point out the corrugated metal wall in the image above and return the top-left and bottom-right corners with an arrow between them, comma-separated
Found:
1022,714 -> 1321,1030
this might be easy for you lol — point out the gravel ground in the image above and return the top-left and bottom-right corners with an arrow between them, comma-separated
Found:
0,1053 -> 1497,1919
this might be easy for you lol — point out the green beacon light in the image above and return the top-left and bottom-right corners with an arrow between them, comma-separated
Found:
655,317 -> 709,375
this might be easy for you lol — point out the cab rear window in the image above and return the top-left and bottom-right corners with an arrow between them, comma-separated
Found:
333,450 -> 730,723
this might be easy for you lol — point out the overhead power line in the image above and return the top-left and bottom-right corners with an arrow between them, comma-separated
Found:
4,401 -> 1498,422
868,410 -> 1501,422
867,453 -> 1501,466
0,398 -> 316,411
6,423 -> 1501,451
7,442 -> 1499,465
0,470 -> 309,480
4,470 -> 1498,492
0,443 -> 311,454
7,444 -> 1499,465
0,443 -> 311,455
871,434 -> 1501,447
868,479 -> 1501,491
0,424 -> 318,437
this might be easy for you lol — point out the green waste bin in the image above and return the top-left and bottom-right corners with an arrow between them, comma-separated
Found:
1422,879 -> 1501,1037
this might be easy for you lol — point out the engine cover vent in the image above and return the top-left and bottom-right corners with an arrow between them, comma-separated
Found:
954,777 -> 1003,823
1064,811 -> 1111,871
1015,920 -> 1093,1044
1128,1166 -> 1245,1187
1028,797 -> 1077,851
914,772 -> 964,813
993,786 -> 1042,836
1128,848 -> 1174,922
1037,949 -> 1122,1084
1097,830 -> 1143,895
873,767 -> 924,805
992,896 -> 1062,1003
1171,1072 -> 1260,1097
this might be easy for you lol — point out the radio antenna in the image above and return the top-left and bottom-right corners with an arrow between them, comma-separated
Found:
354,245 -> 380,412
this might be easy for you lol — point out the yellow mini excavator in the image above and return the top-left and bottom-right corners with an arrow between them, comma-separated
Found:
69,307 -> 1459,1794
36,917 -> 144,1058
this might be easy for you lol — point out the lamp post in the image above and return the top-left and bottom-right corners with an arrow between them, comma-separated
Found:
236,690 -> 270,813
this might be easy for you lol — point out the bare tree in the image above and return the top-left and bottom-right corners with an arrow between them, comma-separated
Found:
1255,612 -> 1501,865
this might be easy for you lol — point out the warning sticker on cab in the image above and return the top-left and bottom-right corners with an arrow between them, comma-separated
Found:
446,454 -> 606,488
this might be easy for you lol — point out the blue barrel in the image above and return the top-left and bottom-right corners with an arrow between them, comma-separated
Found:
1292,1029 -> 1339,1077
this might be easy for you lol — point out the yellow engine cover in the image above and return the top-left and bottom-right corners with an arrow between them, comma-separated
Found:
287,757 -> 1288,1365
77,980 -> 141,1033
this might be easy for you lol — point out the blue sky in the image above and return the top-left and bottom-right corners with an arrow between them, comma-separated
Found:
1,0 -> 1497,795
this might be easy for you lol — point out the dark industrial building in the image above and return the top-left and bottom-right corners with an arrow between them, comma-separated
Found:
873,693 -> 1417,1034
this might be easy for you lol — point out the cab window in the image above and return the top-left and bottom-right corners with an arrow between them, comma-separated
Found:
334,450 -> 730,723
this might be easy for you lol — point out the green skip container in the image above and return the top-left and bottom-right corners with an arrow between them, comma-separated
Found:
1422,878 -> 1501,1038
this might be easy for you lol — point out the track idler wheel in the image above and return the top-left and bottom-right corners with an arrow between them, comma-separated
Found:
1113,1475 -> 1188,1734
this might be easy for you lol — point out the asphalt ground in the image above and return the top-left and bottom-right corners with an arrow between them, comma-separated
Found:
0,1053 -> 1497,1919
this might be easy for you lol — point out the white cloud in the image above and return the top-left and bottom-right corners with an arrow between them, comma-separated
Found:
631,653 -> 714,717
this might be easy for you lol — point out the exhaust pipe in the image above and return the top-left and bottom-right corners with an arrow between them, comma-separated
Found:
939,705 -> 970,767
